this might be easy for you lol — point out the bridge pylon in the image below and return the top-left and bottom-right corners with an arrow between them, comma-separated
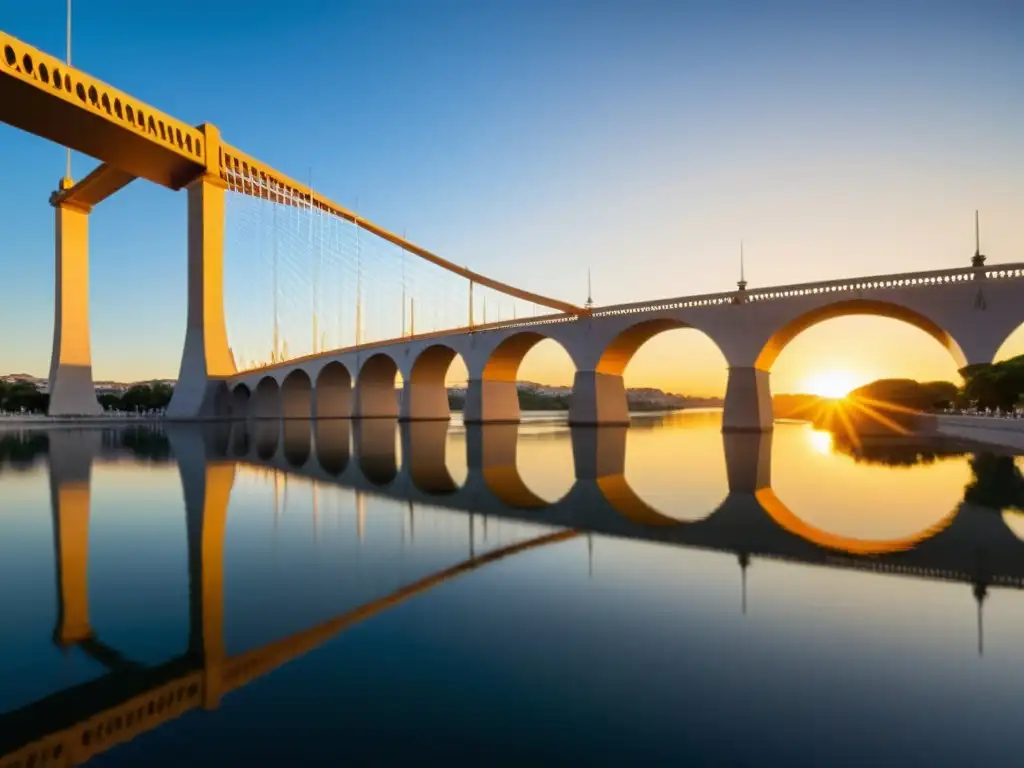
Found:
47,178 -> 102,416
167,124 -> 236,420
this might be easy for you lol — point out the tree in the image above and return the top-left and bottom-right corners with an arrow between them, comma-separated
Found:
961,355 -> 1024,410
1,382 -> 48,413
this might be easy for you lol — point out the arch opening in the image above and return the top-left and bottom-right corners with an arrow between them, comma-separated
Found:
354,353 -> 400,418
757,300 -> 968,373
212,383 -> 231,419
473,333 -> 576,423
230,384 -> 251,420
315,362 -> 352,419
281,370 -> 313,420
404,345 -> 467,422
578,319 -> 727,427
600,319 -> 728,406
767,307 -> 968,434
253,377 -> 281,420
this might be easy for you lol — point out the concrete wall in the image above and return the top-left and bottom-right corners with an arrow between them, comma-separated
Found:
931,415 -> 1024,452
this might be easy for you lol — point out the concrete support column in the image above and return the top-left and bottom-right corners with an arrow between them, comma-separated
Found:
568,371 -> 629,426
722,367 -> 773,433
400,381 -> 451,421
48,181 -> 101,416
48,430 -> 102,646
168,145 -> 236,419
353,381 -> 400,418
463,379 -> 520,423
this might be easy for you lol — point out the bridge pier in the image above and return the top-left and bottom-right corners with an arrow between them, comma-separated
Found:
722,367 -> 773,432
49,430 -> 102,646
167,133 -> 237,419
47,180 -> 102,416
568,371 -> 629,426
400,382 -> 451,421
463,379 -> 520,423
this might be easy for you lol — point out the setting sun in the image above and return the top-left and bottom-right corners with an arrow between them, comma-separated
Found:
802,371 -> 860,399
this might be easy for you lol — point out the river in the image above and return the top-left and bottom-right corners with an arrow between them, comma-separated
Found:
2,410 -> 1023,766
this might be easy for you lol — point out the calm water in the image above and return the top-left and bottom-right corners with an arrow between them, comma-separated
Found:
3,410 -> 1024,766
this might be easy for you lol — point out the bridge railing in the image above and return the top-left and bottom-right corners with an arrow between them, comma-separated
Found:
589,263 -> 1024,318
235,262 -> 1024,375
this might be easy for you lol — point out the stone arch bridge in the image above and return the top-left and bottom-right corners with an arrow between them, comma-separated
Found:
222,264 -> 1024,431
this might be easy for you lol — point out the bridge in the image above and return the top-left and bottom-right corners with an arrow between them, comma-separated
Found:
3,28 -> 1024,429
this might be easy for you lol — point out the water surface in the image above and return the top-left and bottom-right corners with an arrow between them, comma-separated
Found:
2,411 -> 1024,766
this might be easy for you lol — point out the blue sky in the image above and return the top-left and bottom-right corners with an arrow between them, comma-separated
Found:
1,0 -> 1021,390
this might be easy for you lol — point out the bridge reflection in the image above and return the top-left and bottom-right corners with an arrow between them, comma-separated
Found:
0,428 -> 578,767
218,418 -> 1024,586
2,422 -> 1023,765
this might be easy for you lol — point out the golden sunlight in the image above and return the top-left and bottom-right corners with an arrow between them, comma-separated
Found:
807,429 -> 834,455
801,371 -> 860,399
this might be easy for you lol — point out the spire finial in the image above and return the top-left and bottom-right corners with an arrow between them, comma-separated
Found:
736,240 -> 748,292
972,210 -> 986,267
585,268 -> 594,309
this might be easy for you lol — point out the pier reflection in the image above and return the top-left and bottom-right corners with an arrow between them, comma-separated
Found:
3,419 -> 1024,765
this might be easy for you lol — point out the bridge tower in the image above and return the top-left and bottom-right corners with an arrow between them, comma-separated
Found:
167,124 -> 237,419
47,178 -> 102,416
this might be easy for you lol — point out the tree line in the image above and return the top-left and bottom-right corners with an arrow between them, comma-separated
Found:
0,381 -> 173,413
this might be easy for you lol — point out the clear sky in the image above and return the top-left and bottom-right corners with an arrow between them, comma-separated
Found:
1,0 -> 1021,395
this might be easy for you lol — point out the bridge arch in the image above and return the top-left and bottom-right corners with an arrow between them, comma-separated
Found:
230,384 -> 251,420
403,344 -> 466,421
467,331 -> 577,423
755,299 -> 968,371
595,318 -> 725,376
354,353 -> 400,418
281,370 -> 313,420
252,377 -> 281,419
212,382 -> 232,418
315,362 -> 351,419
573,318 -> 728,426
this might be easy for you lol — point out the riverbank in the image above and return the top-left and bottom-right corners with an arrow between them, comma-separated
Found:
926,414 -> 1024,453
0,415 -> 163,431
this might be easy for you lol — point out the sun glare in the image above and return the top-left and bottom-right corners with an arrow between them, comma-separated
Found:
802,371 -> 859,399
